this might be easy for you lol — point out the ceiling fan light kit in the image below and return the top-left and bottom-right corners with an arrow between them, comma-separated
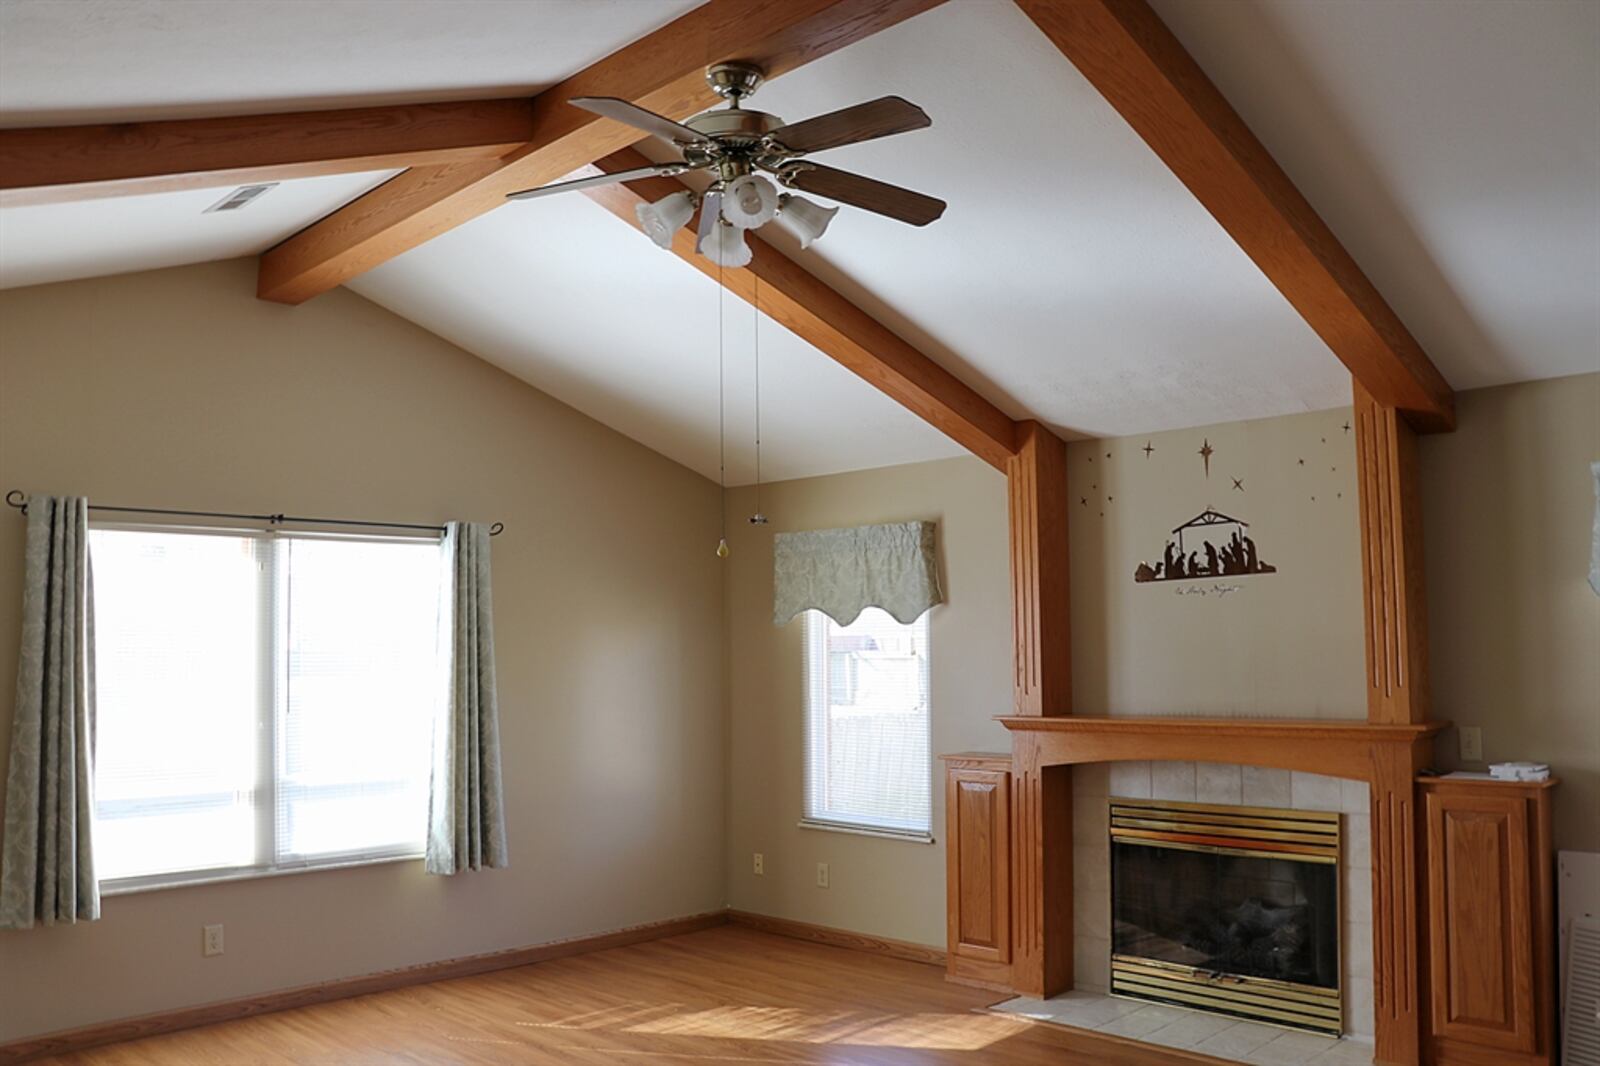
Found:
506,61 -> 944,263
772,193 -> 838,249
635,190 -> 697,249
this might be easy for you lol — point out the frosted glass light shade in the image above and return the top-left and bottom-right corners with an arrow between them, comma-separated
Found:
773,193 -> 838,249
635,191 -> 697,249
722,174 -> 779,229
703,221 -> 753,268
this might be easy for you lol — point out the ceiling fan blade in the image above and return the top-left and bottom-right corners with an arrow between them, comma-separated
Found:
505,162 -> 691,201
779,162 -> 945,226
571,97 -> 709,146
767,96 -> 931,154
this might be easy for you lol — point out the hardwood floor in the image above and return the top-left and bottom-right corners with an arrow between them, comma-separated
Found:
26,925 -> 1221,1065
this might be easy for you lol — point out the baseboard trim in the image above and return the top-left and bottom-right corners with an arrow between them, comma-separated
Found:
727,909 -> 946,966
0,909 -> 728,1065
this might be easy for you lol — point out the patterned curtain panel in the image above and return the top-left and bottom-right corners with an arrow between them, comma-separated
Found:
426,522 -> 509,874
0,495 -> 98,929
773,520 -> 944,626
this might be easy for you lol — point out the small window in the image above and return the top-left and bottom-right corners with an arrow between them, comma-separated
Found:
89,526 -> 442,888
802,607 -> 931,838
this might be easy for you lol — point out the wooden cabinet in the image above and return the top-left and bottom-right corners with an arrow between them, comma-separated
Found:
1420,777 -> 1557,1066
941,753 -> 1012,990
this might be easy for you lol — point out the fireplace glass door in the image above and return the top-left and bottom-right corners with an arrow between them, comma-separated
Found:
1109,798 -> 1343,1034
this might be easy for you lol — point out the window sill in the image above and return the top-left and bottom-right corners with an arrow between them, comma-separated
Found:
797,819 -> 935,844
101,851 -> 424,896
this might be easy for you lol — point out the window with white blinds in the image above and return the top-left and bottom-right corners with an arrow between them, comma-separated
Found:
802,607 -> 932,839
89,525 -> 442,888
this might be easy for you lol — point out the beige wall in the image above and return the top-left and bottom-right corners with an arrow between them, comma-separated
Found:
1420,372 -> 1599,852
723,459 -> 1011,949
1069,407 -> 1366,718
0,260 -> 727,1041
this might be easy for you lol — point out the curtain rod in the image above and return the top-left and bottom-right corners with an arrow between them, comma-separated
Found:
4,491 -> 503,537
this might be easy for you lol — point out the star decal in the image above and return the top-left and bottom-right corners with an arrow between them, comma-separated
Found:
1080,497 -> 1088,507
1231,478 -> 1244,492
1142,441 -> 1154,459
1198,439 -> 1214,478
1342,421 -> 1352,434
1298,458 -> 1305,466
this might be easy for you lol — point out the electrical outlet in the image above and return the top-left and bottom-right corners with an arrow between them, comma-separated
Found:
202,924 -> 224,957
753,852 -> 764,876
816,862 -> 829,889
1459,726 -> 1483,762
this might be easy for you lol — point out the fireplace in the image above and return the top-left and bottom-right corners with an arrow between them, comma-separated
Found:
1109,797 -> 1343,1035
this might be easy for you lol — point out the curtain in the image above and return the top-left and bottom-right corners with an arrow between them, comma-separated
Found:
0,496 -> 98,929
773,520 -> 944,626
426,522 -> 508,874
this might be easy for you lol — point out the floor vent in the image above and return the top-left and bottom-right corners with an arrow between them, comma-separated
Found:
204,183 -> 278,213
1565,917 -> 1600,1066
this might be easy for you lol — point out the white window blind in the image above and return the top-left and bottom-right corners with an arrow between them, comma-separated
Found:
89,525 -> 442,888
803,606 -> 931,838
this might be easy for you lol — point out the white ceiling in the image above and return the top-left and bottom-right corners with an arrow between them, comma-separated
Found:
345,194 -> 967,485
0,172 -> 397,290
0,0 -> 701,124
0,0 -> 1594,484
1150,0 -> 1600,392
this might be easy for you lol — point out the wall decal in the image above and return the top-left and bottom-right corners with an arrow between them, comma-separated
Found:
1134,508 -> 1277,584
1143,441 -> 1155,459
1231,478 -> 1244,492
1198,438 -> 1214,477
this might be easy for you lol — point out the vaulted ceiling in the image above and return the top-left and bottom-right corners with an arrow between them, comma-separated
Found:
2,0 -> 1595,485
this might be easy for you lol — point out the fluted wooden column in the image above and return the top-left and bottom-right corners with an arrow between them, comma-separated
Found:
1005,421 -> 1074,996
1007,420 -> 1071,717
1354,381 -> 1431,724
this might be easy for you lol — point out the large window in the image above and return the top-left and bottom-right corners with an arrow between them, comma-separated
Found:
802,607 -> 931,839
90,525 -> 442,889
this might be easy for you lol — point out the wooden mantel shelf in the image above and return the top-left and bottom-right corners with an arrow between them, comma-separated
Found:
997,715 -> 1445,782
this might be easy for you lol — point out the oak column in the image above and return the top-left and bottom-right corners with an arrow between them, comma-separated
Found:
1006,420 -> 1073,996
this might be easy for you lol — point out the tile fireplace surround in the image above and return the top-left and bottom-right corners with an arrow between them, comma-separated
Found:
1074,761 -> 1376,1040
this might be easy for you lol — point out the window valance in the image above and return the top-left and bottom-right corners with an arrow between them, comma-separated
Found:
773,520 -> 944,626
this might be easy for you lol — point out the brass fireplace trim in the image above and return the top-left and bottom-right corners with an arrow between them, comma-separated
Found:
1110,797 -> 1344,1034
1110,798 -> 1340,863
1112,955 -> 1343,1035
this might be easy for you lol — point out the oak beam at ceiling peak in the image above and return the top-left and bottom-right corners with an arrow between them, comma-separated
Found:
578,149 -> 1018,472
1014,0 -> 1456,434
256,0 -> 947,305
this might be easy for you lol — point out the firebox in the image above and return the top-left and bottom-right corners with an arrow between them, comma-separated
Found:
1109,797 -> 1343,1035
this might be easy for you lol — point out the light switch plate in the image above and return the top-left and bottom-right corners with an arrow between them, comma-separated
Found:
1459,726 -> 1483,762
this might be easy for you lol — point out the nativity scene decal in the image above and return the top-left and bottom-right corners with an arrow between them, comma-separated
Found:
1134,508 -> 1277,583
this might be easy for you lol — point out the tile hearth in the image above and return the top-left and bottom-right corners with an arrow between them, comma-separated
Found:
993,990 -> 1374,1065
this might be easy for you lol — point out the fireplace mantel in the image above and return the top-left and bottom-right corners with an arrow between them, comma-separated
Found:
997,715 -> 1445,781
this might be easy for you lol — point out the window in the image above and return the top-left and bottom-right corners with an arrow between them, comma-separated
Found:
802,607 -> 931,839
89,525 -> 443,888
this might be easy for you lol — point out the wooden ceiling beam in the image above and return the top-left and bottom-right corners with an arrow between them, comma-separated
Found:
0,100 -> 538,208
256,0 -> 946,305
580,149 -> 1018,471
1015,0 -> 1456,433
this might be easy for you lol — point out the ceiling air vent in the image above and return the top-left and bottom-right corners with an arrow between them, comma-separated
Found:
204,183 -> 278,213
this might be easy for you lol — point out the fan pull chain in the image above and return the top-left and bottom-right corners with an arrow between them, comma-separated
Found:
750,270 -> 767,527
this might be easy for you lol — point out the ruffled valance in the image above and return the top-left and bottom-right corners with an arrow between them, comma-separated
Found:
773,520 -> 944,626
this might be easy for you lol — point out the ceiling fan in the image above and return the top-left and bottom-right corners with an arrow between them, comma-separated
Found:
505,62 -> 945,267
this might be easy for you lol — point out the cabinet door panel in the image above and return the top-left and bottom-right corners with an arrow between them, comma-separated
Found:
1426,791 -> 1535,1053
947,768 -> 1010,963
